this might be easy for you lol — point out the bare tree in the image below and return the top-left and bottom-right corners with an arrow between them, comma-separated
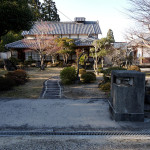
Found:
124,0 -> 150,64
126,0 -> 150,45
24,21 -> 60,70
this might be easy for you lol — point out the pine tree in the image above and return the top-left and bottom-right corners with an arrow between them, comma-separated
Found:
107,29 -> 115,43
41,0 -> 60,21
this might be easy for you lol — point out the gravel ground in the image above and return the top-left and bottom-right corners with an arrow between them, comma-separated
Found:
62,76 -> 109,99
0,135 -> 150,150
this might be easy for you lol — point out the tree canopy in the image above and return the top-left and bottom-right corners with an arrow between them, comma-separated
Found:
0,31 -> 22,52
56,37 -> 75,64
0,0 -> 34,39
28,0 -> 60,21
90,37 -> 111,73
28,0 -> 41,20
107,29 -> 115,43
41,0 -> 60,21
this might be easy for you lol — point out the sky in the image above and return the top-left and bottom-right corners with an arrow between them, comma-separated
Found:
42,0 -> 134,42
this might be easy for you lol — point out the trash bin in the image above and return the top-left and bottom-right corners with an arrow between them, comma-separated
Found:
109,70 -> 145,122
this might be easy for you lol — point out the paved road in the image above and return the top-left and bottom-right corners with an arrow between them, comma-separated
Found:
41,78 -> 61,99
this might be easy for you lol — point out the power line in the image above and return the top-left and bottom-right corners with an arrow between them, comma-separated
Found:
57,9 -> 73,22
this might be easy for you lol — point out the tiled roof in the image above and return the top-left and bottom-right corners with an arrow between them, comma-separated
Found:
6,38 -> 96,49
113,42 -> 127,49
75,38 -> 95,46
5,39 -> 31,49
127,33 -> 150,47
22,21 -> 101,36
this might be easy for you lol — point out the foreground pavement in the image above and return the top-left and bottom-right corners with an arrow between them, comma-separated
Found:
0,135 -> 150,150
0,98 -> 150,150
0,98 -> 150,131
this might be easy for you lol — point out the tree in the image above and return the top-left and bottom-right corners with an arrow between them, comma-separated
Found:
0,0 -> 34,40
56,37 -> 75,65
0,31 -> 22,52
28,0 -> 41,20
24,22 -> 60,70
126,0 -> 150,46
107,29 -> 115,43
125,0 -> 150,65
90,38 -> 111,74
41,0 -> 60,21
110,47 -> 127,67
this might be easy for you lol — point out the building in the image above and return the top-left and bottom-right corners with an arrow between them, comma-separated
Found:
127,35 -> 150,65
5,17 -> 102,62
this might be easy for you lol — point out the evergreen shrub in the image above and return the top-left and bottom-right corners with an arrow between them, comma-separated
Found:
99,82 -> 111,92
9,57 -> 20,65
99,67 -> 126,92
60,67 -> 76,84
5,69 -> 28,85
81,72 -> 96,83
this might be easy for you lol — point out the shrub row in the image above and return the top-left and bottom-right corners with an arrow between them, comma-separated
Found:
0,69 -> 28,91
60,67 -> 96,84
5,69 -> 28,85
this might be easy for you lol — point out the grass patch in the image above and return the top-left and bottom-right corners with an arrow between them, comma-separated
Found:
0,67 -> 62,99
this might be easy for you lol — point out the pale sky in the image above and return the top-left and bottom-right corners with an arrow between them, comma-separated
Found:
41,0 -> 134,42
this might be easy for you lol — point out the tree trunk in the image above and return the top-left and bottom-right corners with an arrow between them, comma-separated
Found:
94,48 -> 98,75
101,57 -> 104,68
76,51 -> 84,80
40,54 -> 45,70
63,55 -> 66,66
52,56 -> 55,64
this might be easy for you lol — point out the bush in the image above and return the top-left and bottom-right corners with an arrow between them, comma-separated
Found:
81,72 -> 96,83
102,67 -> 126,83
24,57 -> 36,66
79,68 -> 86,75
99,82 -> 111,92
5,69 -> 28,85
9,57 -> 20,65
0,77 -> 15,91
128,65 -> 141,72
60,67 -> 76,84
98,67 -> 126,92
58,61 -> 64,67
102,67 -> 126,77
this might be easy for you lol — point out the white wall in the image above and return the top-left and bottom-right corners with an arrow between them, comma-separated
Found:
0,51 -> 11,59
79,35 -> 88,38
137,47 -> 150,58
70,35 -> 78,38
62,35 -> 69,38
